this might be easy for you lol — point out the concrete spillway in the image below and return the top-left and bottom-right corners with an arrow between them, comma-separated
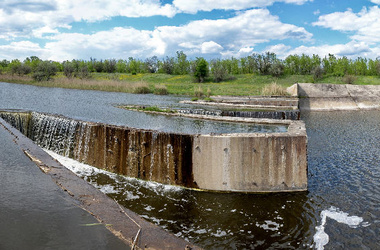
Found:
0,111 -> 307,193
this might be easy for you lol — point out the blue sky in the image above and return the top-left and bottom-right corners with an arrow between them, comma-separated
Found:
1,0 -> 380,61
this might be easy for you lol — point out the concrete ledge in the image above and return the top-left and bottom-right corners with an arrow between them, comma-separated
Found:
0,117 -> 199,250
297,83 -> 380,111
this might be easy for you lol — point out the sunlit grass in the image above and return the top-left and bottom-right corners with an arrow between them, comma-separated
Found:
1,72 -> 380,96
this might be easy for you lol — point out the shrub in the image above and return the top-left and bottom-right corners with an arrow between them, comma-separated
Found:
203,97 -> 215,102
211,59 -> 228,82
261,82 -> 288,96
133,82 -> 152,94
343,75 -> 357,84
76,65 -> 90,79
312,65 -> 324,82
269,61 -> 285,77
63,62 -> 75,78
154,84 -> 168,95
206,88 -> 212,97
194,86 -> 204,98
32,61 -> 57,81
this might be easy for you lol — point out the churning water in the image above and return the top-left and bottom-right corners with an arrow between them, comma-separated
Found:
1,82 -> 380,248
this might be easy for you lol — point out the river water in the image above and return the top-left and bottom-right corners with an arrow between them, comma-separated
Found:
1,82 -> 380,249
0,82 -> 285,134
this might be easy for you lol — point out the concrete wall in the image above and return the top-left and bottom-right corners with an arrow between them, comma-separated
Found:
297,83 -> 380,111
193,121 -> 307,192
0,111 -> 308,193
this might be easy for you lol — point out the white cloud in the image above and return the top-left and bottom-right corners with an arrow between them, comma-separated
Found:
371,0 -> 380,4
313,6 -> 380,43
0,4 -> 313,61
0,41 -> 45,60
283,41 -> 372,59
264,44 -> 292,58
201,41 -> 223,54
0,0 -> 177,40
44,27 -> 156,61
173,0 -> 311,13
153,9 -> 312,57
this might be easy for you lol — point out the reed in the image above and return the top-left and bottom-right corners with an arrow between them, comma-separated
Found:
261,82 -> 288,96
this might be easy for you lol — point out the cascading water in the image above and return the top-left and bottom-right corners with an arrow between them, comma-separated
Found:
29,113 -> 81,158
175,108 -> 300,120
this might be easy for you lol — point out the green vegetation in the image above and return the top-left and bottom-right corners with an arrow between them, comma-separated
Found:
1,52 -> 380,97
124,105 -> 174,113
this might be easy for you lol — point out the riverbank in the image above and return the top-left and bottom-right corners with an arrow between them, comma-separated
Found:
2,72 -> 380,96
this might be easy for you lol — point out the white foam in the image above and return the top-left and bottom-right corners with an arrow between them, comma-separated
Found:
44,149 -> 183,195
314,207 -> 365,250
255,220 -> 283,232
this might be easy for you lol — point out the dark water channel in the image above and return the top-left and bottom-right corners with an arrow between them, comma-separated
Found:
1,82 -> 380,249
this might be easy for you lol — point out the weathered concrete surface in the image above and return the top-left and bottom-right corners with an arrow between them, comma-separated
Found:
193,121 -> 307,192
297,83 -> 380,111
0,117 -> 200,250
182,96 -> 299,111
1,111 -> 308,193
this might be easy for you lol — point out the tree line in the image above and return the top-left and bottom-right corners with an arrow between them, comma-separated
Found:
1,52 -> 380,82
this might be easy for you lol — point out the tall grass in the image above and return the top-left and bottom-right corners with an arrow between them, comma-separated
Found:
132,81 -> 152,94
153,84 -> 168,95
261,82 -> 289,96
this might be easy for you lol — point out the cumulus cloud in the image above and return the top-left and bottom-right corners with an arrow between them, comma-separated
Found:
0,0 -> 177,39
173,0 -> 311,13
44,27 -> 156,61
153,9 -> 312,57
371,0 -> 380,4
283,41 -> 373,59
0,41 -> 45,60
201,41 -> 223,54
19,8 -> 310,61
313,6 -> 380,43
0,2 -> 313,61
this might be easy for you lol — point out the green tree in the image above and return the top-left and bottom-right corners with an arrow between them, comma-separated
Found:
32,61 -> 57,81
159,56 -> 175,74
192,57 -> 209,83
116,59 -> 127,73
145,56 -> 159,73
103,59 -> 116,73
210,59 -> 229,82
174,51 -> 189,75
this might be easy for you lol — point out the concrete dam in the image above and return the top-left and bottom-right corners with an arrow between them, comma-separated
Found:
0,110 -> 307,193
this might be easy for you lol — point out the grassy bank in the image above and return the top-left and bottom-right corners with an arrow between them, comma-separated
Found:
1,72 -> 380,97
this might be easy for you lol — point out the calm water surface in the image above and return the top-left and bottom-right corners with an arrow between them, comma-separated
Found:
2,82 -> 380,248
0,82 -> 285,134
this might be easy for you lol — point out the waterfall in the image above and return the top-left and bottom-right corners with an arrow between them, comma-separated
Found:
29,113 -> 80,158
0,111 -> 195,188
176,108 -> 300,120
